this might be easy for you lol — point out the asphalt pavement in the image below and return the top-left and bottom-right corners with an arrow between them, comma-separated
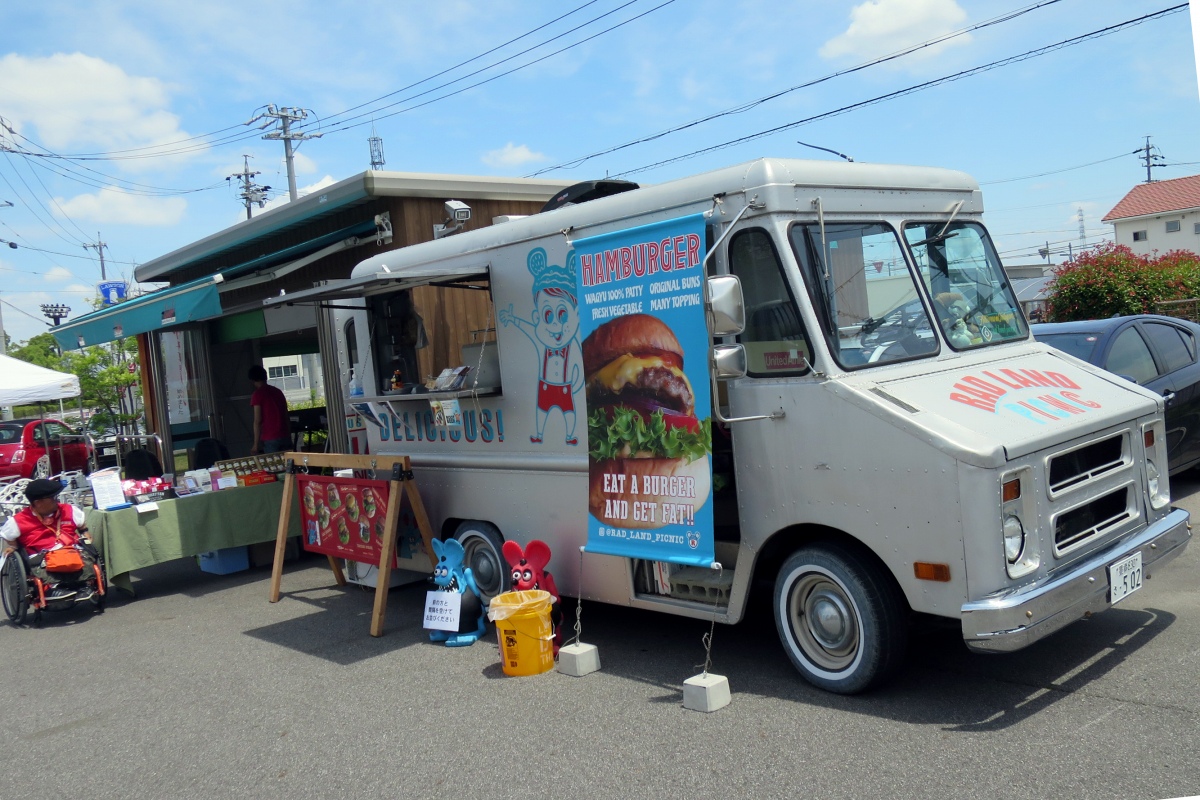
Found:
3,480 -> 1199,800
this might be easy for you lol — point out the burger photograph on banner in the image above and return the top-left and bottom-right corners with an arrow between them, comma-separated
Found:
572,214 -> 715,568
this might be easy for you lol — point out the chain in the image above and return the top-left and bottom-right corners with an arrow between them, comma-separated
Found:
566,546 -> 585,649
694,562 -> 723,678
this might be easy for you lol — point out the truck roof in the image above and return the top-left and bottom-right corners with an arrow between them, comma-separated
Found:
346,157 -> 982,280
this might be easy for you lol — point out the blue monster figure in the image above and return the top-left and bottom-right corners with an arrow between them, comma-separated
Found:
429,537 -> 487,647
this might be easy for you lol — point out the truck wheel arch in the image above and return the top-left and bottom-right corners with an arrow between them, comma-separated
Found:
749,524 -> 914,612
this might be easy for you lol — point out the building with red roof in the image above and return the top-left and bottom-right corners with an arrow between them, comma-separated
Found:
1102,174 -> 1200,257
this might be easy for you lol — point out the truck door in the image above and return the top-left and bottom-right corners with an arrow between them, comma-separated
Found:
718,227 -> 815,539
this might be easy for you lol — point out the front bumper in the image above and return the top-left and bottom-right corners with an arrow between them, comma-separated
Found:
961,507 -> 1191,653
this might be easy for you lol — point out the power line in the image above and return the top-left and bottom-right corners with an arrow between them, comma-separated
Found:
608,4 -> 1187,178
317,0 -> 606,127
980,152 -> 1134,185
294,0 -> 679,140
0,159 -> 86,248
14,1 -> 634,163
526,0 -> 1065,177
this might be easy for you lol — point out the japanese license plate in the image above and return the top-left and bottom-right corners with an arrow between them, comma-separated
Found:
102,447 -> 115,456
1108,552 -> 1143,605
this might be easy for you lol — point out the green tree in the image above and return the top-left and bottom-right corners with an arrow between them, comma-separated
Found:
9,333 -> 142,433
1047,243 -> 1200,321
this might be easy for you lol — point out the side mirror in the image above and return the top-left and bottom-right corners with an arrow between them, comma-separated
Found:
712,344 -> 747,380
707,275 -> 745,337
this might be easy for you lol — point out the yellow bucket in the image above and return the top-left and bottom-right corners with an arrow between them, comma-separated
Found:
489,590 -> 554,676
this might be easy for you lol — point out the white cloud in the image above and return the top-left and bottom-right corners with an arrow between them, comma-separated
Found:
291,151 -> 318,176
55,188 -> 186,226
481,143 -> 546,169
64,284 -> 94,295
43,266 -> 74,282
0,53 -> 197,159
820,0 -> 970,65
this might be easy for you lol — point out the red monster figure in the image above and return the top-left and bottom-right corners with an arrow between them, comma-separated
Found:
502,539 -> 562,655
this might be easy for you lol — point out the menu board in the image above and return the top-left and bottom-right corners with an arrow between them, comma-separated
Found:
296,474 -> 397,567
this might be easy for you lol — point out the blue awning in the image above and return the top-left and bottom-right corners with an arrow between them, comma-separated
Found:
53,275 -> 224,350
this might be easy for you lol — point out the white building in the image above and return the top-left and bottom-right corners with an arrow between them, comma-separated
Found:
1103,174 -> 1200,257
263,353 -> 323,405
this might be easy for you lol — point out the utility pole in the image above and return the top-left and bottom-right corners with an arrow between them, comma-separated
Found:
226,155 -> 272,219
1138,135 -> 1166,183
83,233 -> 108,281
246,105 -> 323,201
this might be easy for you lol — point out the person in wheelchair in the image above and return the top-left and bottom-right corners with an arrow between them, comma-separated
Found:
1,478 -> 99,601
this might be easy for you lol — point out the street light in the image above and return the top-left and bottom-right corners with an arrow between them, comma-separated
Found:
40,303 -> 71,326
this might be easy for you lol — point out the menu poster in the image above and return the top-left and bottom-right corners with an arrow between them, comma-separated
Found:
89,468 -> 130,510
572,213 -> 715,568
297,474 -> 397,567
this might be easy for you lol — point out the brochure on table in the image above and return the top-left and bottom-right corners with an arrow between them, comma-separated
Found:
89,468 -> 130,510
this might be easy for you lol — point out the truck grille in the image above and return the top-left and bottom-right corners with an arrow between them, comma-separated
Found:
1053,485 -> 1134,553
1047,434 -> 1125,493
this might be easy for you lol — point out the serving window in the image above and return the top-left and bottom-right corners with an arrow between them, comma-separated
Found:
366,277 -> 500,394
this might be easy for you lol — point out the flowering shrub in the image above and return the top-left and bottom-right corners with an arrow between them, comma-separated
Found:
1046,243 -> 1200,321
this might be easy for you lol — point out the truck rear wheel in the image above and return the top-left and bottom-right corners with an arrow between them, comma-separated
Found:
774,543 -> 908,694
453,521 -> 506,604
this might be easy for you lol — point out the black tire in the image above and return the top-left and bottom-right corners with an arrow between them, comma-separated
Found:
1,551 -> 32,626
90,560 -> 107,613
774,543 -> 909,694
453,521 -> 506,604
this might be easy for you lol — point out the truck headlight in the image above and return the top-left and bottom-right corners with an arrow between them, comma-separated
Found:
1003,515 -> 1025,563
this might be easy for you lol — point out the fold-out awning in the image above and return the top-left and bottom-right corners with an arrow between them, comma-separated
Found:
262,263 -> 490,308
53,275 -> 224,350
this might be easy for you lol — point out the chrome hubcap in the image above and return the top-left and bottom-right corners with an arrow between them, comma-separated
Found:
788,572 -> 860,671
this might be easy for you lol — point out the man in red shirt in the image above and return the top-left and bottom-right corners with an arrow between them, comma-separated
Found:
1,478 -> 96,599
248,365 -> 292,454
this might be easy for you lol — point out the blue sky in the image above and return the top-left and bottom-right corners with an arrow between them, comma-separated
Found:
0,0 -> 1197,344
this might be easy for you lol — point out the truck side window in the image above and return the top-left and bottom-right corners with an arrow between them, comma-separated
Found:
728,228 -> 811,376
369,281 -> 500,393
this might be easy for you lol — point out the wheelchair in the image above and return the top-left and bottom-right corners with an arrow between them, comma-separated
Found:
1,540 -> 107,626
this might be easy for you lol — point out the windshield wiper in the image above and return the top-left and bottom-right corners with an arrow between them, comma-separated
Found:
908,199 -> 965,248
860,316 -> 886,335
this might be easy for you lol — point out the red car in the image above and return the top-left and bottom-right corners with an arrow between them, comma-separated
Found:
0,418 -> 94,479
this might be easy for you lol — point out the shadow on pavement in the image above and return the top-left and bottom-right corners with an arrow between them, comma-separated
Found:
549,589 -> 1176,731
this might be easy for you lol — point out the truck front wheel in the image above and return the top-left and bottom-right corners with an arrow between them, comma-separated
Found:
453,521 -> 506,604
774,544 -> 908,694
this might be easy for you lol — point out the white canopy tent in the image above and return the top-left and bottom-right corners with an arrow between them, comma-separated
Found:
0,353 -> 80,405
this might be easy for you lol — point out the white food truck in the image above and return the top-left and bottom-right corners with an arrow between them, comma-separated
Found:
271,158 -> 1190,693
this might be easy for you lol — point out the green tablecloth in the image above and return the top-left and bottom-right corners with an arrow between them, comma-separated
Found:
87,481 -> 301,592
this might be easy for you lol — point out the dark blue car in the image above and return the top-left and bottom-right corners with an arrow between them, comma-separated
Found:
1032,314 -> 1200,475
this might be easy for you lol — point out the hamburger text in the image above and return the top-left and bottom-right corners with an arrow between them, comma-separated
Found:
578,234 -> 702,287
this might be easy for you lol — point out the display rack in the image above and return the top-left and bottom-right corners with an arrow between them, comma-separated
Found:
267,452 -> 436,637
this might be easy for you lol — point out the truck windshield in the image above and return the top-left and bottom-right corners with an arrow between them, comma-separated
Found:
790,221 -> 938,369
903,221 -> 1027,349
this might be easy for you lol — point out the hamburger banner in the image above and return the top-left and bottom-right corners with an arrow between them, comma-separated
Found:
573,214 -> 715,567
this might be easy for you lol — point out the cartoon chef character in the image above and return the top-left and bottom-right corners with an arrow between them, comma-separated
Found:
499,247 -> 584,445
